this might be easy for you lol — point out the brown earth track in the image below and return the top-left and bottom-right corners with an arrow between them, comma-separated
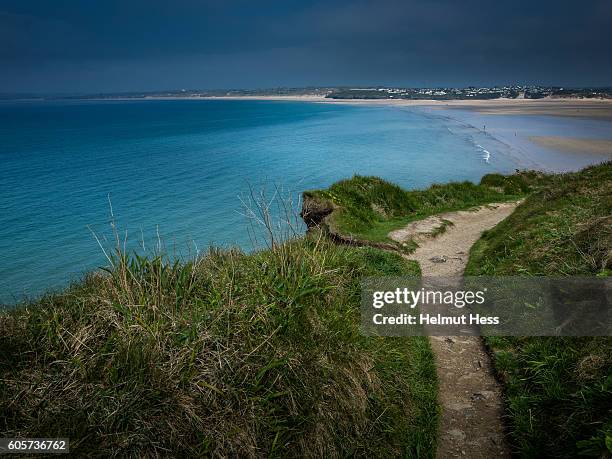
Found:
399,202 -> 520,458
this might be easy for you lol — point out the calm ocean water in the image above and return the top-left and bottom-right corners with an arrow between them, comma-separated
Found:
0,99 -> 521,303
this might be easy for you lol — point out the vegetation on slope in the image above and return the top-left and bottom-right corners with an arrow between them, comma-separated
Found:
465,162 -> 612,458
302,175 -> 526,250
0,232 -> 438,457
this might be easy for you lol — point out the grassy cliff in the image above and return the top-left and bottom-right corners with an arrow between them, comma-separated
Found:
302,175 -> 528,250
2,163 -> 609,457
466,162 -> 612,457
0,233 -> 438,457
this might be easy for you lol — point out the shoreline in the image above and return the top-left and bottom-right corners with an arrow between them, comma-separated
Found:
32,93 -> 612,122
177,95 -> 612,118
528,136 -> 612,156
71,94 -> 612,117
426,106 -> 612,173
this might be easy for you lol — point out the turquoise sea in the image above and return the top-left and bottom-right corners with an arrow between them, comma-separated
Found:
1,99 -> 523,303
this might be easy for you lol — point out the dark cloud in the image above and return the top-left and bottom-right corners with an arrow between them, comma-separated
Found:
1,0 -> 611,92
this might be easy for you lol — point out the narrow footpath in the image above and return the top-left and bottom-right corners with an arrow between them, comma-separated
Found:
390,202 -> 519,458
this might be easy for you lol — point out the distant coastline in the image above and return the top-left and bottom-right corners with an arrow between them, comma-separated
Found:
199,95 -> 612,118
7,94 -> 610,168
68,94 -> 612,120
41,94 -> 612,169
4,84 -> 612,104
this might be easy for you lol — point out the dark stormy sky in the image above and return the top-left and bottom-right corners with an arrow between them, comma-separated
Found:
1,0 -> 611,93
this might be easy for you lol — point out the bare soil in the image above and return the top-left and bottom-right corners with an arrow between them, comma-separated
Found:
398,201 -> 520,458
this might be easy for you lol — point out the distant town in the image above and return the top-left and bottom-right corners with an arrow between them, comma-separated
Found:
2,85 -> 612,101
323,85 -> 612,100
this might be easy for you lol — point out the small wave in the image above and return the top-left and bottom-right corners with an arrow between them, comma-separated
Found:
476,144 -> 491,163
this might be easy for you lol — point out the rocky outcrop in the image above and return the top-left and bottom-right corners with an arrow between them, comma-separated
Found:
300,193 -> 335,228
300,193 -> 400,251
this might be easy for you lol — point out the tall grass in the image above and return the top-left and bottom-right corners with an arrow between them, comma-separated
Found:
238,183 -> 305,250
466,162 -> 612,457
0,191 -> 437,457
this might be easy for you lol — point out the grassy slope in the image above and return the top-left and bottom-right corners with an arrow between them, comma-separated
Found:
0,233 -> 438,457
304,174 -> 528,249
465,162 -> 612,457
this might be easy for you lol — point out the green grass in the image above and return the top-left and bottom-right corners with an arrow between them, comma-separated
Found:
4,163 -> 607,457
479,170 -> 544,195
303,175 -> 526,249
466,162 -> 612,458
430,219 -> 454,237
0,232 -> 438,457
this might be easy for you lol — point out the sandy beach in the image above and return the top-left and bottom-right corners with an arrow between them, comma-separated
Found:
529,136 -> 612,156
435,99 -> 612,120
200,95 -> 612,119
319,97 -> 612,170
314,97 -> 612,170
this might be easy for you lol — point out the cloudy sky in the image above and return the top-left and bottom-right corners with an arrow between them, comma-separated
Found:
1,0 -> 611,93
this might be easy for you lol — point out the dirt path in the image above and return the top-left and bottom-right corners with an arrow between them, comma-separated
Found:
393,202 -> 519,458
